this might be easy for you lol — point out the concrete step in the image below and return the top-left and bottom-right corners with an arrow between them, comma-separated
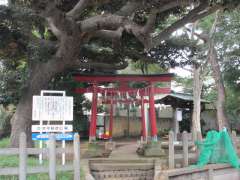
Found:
89,159 -> 155,180
91,163 -> 154,171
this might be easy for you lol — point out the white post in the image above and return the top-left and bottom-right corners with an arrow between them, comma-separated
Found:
19,132 -> 27,180
49,134 -> 56,180
62,120 -> 66,165
62,92 -> 66,165
39,119 -> 43,164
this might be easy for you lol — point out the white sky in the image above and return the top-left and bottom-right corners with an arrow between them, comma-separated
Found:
170,67 -> 192,78
0,0 -> 7,5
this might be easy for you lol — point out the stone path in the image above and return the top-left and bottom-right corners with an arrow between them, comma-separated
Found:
109,142 -> 139,159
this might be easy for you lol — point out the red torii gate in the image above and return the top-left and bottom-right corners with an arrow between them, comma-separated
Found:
73,74 -> 174,142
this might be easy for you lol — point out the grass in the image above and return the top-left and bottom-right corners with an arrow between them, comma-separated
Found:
0,137 -> 10,148
0,137 -> 85,180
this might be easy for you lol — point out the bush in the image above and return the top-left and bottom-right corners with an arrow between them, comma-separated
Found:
0,104 -> 14,138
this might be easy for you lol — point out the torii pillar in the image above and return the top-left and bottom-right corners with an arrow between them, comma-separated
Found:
149,83 -> 158,141
89,83 -> 98,142
140,96 -> 147,141
109,97 -> 114,140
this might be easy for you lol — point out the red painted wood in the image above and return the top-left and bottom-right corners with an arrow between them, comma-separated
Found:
74,74 -> 173,83
109,98 -> 113,138
74,87 -> 171,96
102,99 -> 149,104
141,96 -> 147,139
149,84 -> 158,137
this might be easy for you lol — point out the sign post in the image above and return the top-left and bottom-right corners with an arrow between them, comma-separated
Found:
32,90 -> 73,165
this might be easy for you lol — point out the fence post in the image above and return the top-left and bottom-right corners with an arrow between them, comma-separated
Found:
196,131 -> 202,158
182,131 -> 188,167
74,133 -> 80,180
19,132 -> 27,180
169,131 -> 174,169
49,134 -> 56,180
231,130 -> 237,150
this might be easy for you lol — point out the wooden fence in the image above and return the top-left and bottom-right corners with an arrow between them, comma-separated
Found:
168,130 -> 238,169
158,163 -> 240,180
0,133 -> 81,180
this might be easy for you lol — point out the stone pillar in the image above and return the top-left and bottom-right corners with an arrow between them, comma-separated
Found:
89,83 -> 98,142
172,107 -> 180,141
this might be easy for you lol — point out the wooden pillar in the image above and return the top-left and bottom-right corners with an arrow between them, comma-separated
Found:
74,133 -> 80,180
49,134 -> 56,180
19,132 -> 27,180
141,96 -> 147,140
149,83 -> 158,141
109,97 -> 114,139
182,131 -> 189,167
89,83 -> 98,142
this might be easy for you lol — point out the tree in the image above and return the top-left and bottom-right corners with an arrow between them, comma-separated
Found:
192,11 -> 230,130
0,0 -> 238,146
208,11 -> 229,129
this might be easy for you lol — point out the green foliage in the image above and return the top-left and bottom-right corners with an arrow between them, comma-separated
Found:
0,105 -> 14,137
0,137 -> 10,148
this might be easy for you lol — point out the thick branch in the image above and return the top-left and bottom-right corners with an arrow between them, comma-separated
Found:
80,0 -> 194,48
67,0 -> 111,19
47,17 -> 62,39
74,60 -> 128,70
150,3 -> 221,49
80,14 -> 127,32
66,0 -> 88,19
91,28 -> 124,41
141,9 -> 158,34
116,0 -> 143,16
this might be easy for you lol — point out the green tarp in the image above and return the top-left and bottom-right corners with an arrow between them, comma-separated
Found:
196,129 -> 240,168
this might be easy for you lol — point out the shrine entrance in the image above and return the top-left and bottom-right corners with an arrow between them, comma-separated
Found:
73,74 -> 174,142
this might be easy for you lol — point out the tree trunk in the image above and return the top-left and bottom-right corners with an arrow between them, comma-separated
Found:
10,59 -> 75,147
192,64 -> 203,141
208,41 -> 229,130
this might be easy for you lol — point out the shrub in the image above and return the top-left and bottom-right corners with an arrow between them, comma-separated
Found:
0,104 -> 14,138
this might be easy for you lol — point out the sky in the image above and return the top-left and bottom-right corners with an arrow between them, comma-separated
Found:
0,0 -> 7,5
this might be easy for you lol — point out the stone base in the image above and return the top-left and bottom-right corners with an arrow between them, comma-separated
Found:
143,142 -> 166,157
105,141 -> 116,151
84,142 -> 104,158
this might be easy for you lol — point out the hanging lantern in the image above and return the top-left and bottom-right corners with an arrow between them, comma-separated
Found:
136,89 -> 140,99
126,92 -> 130,99
129,103 -> 132,109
